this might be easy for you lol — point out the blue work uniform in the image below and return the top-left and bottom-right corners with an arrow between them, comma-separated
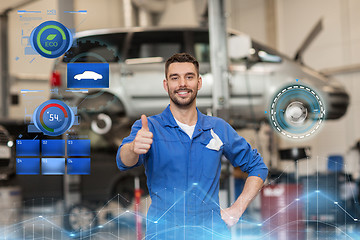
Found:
116,105 -> 268,240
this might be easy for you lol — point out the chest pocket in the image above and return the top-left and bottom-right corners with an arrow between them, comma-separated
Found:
199,130 -> 224,179
150,135 -> 188,185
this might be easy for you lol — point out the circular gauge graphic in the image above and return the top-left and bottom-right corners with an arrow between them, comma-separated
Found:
30,20 -> 73,58
33,100 -> 75,136
269,84 -> 326,139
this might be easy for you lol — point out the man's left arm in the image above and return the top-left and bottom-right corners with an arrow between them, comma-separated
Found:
221,176 -> 263,226
221,121 -> 268,226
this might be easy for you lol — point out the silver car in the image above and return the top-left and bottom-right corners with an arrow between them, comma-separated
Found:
50,26 -> 349,140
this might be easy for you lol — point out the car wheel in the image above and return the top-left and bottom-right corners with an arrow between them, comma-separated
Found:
91,113 -> 112,135
113,177 -> 135,209
75,93 -> 131,146
112,175 -> 149,209
64,203 -> 98,236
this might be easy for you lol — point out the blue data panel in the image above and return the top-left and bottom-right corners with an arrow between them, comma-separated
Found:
16,139 -> 40,156
67,158 -> 90,175
67,140 -> 90,156
42,140 -> 65,156
16,158 -> 40,175
42,158 -> 65,175
67,63 -> 109,88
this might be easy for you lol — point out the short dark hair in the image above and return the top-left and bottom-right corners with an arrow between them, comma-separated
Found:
165,53 -> 199,78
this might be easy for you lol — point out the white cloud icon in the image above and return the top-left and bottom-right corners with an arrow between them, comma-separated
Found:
74,71 -> 103,80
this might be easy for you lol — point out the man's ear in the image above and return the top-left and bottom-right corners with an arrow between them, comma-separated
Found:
198,76 -> 203,90
163,79 -> 168,92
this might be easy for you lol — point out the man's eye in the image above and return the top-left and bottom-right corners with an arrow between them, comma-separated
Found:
187,76 -> 194,80
171,77 -> 178,80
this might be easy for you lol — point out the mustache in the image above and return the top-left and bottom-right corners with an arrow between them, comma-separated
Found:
175,88 -> 192,93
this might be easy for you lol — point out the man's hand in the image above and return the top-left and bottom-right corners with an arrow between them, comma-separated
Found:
221,205 -> 243,227
221,176 -> 264,227
132,115 -> 153,155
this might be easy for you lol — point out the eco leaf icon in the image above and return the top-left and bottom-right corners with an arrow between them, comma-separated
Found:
46,34 -> 57,40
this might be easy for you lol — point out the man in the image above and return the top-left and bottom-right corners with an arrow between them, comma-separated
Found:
116,53 -> 268,239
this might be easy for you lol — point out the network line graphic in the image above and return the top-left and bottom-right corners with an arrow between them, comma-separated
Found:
1,156 -> 360,239
0,189 -> 359,239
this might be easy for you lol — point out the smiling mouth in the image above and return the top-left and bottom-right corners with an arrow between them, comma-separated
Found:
176,89 -> 192,97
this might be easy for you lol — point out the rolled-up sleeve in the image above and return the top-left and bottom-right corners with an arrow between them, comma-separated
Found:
223,122 -> 268,181
116,119 -> 147,171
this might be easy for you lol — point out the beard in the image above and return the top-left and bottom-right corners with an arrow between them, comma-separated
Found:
167,85 -> 198,108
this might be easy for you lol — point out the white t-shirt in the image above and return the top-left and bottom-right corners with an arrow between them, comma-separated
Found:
174,118 -> 196,139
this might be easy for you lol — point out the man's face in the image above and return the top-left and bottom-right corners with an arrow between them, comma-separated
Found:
163,62 -> 202,108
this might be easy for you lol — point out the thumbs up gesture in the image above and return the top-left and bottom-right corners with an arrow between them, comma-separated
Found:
132,115 -> 153,155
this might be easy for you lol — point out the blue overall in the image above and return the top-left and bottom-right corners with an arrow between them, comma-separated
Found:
117,105 -> 268,239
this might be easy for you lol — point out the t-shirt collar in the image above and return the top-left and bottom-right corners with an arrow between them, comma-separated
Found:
161,104 -> 212,131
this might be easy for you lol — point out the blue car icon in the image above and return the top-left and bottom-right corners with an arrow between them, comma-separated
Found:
74,71 -> 103,80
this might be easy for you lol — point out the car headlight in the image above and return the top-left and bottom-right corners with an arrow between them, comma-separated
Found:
7,141 -> 13,148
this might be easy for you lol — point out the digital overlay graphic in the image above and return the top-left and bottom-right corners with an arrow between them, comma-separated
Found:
67,63 -> 109,88
32,99 -> 75,136
30,20 -> 73,58
268,84 -> 326,139
16,139 -> 90,175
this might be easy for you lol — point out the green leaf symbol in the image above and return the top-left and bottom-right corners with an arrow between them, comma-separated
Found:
46,34 -> 57,40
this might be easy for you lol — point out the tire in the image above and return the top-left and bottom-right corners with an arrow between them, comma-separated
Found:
75,93 -> 131,146
64,203 -> 98,237
112,174 -> 149,209
113,177 -> 135,209
90,113 -> 113,135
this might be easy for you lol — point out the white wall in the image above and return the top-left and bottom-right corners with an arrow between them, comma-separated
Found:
8,0 -> 58,118
275,0 -> 360,177
74,0 -> 125,31
226,0 -> 267,44
8,0 -> 57,77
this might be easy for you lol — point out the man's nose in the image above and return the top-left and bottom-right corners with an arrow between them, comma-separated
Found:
178,77 -> 187,87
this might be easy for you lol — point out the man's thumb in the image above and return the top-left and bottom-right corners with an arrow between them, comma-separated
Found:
141,114 -> 149,130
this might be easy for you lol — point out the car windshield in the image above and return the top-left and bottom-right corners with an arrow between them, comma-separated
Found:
193,31 -> 210,63
251,41 -> 282,63
63,33 -> 125,63
62,30 -> 281,65
126,31 -> 184,60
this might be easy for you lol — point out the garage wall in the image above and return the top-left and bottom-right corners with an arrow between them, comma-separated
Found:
224,0 -> 360,178
8,0 -> 59,119
276,0 -> 360,178
8,0 -> 57,77
226,0 -> 267,44
74,0 -> 125,31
